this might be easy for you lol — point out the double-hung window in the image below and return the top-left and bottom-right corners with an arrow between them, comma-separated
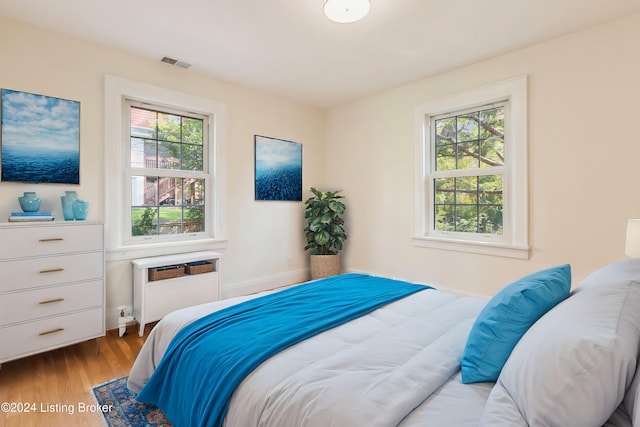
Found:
127,101 -> 208,238
414,76 -> 528,259
104,75 -> 227,260
431,103 -> 506,235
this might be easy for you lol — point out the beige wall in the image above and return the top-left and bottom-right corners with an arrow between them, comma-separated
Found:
0,16 -> 326,328
326,13 -> 640,297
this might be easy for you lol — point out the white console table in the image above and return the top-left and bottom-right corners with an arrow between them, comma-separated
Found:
132,251 -> 221,336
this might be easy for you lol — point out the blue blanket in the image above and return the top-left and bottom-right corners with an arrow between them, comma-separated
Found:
136,273 -> 430,427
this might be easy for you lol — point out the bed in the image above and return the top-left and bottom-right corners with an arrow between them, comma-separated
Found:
128,259 -> 640,427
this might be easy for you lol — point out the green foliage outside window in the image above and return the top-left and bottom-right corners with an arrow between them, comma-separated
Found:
433,106 -> 505,234
130,105 -> 207,237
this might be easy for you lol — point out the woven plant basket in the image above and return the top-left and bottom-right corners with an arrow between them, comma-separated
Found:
310,254 -> 341,280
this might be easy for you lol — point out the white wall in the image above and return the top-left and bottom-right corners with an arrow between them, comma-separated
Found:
0,16 -> 326,329
326,13 -> 640,297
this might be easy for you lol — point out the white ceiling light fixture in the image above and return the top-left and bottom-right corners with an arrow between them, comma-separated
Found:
323,0 -> 371,23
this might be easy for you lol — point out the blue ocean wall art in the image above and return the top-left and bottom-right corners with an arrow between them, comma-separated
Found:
254,135 -> 302,201
1,89 -> 80,184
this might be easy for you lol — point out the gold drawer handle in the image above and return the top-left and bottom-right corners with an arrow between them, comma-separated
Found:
39,268 -> 64,274
39,298 -> 65,305
38,238 -> 64,242
39,328 -> 64,336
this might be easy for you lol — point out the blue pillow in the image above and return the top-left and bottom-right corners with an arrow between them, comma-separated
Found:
460,264 -> 571,384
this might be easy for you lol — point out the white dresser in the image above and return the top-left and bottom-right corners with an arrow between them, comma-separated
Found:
0,221 -> 105,364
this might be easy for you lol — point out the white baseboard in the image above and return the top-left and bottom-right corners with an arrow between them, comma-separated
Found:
344,268 -> 491,300
431,284 -> 490,300
221,268 -> 309,299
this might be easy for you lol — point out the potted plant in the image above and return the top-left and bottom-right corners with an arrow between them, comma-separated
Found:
304,187 -> 347,279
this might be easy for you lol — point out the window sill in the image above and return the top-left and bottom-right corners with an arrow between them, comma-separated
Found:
412,236 -> 529,259
106,238 -> 228,262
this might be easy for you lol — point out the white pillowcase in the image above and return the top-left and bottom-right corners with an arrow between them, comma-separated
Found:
623,354 -> 640,426
480,258 -> 640,427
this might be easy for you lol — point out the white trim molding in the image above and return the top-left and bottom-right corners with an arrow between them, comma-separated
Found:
413,76 -> 529,259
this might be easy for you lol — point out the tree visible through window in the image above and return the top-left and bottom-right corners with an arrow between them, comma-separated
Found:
432,104 -> 505,235
414,76 -> 528,258
128,103 -> 208,237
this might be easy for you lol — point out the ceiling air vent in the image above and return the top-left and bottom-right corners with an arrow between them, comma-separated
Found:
160,56 -> 191,69
160,56 -> 178,65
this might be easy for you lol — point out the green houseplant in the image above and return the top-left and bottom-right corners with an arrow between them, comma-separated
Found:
304,187 -> 347,279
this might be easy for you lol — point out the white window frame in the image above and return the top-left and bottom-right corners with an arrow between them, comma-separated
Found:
104,75 -> 228,261
413,76 -> 528,259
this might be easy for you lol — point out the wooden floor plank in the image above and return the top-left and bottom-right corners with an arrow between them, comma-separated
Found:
0,325 -> 150,426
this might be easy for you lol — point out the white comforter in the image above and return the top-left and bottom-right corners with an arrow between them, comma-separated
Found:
128,284 -> 488,426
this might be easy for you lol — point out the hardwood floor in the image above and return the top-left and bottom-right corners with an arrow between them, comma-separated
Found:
0,324 -> 152,427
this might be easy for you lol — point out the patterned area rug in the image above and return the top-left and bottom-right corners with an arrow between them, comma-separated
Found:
92,376 -> 172,427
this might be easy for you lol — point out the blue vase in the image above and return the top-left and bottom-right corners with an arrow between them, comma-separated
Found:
61,196 -> 75,220
19,192 -> 41,212
72,200 -> 89,221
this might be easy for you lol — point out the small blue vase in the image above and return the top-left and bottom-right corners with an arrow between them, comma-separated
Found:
19,192 -> 41,212
61,196 -> 75,220
72,200 -> 89,221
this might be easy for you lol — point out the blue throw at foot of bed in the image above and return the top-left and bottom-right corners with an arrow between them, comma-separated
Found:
135,273 -> 430,427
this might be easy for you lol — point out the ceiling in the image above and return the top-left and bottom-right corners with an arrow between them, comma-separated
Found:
2,0 -> 640,108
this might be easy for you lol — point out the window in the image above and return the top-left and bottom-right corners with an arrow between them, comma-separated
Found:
432,103 -> 505,235
414,76 -> 528,259
127,102 -> 208,238
105,75 -> 227,261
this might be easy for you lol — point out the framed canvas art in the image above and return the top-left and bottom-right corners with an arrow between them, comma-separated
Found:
254,135 -> 302,201
1,89 -> 80,184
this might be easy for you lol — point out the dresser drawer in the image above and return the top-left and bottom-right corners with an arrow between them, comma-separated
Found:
0,280 -> 103,326
0,223 -> 103,260
0,308 -> 104,363
0,252 -> 103,292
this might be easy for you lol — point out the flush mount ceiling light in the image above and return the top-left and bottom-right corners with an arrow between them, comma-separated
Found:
323,0 -> 370,23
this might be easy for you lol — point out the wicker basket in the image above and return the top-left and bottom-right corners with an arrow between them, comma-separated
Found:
185,261 -> 214,275
148,264 -> 185,281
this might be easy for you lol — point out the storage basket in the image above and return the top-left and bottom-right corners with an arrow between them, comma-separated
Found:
185,261 -> 214,275
148,264 -> 185,281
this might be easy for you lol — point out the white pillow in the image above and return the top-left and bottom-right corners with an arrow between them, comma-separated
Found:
479,382 -> 527,426
480,258 -> 640,427
623,360 -> 640,426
